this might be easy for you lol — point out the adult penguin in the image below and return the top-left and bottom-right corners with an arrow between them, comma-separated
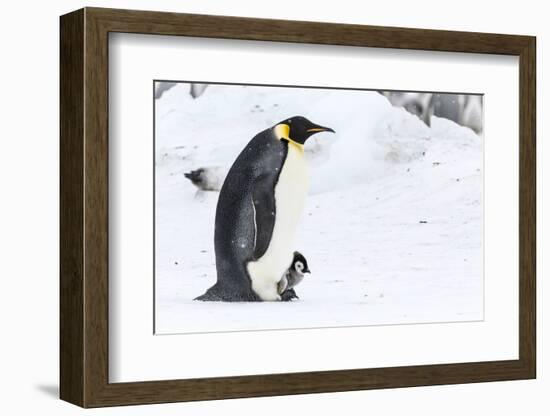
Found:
195,116 -> 334,301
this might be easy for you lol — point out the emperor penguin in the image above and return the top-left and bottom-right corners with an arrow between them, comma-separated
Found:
195,116 -> 334,301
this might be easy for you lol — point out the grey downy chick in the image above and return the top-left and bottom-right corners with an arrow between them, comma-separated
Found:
184,167 -> 227,192
278,251 -> 310,301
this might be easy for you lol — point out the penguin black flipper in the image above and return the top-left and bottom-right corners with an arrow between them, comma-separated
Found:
251,173 -> 277,259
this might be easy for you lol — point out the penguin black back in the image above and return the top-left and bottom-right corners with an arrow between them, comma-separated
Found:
195,129 -> 288,301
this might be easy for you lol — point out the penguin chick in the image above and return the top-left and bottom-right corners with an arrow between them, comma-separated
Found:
278,251 -> 311,301
184,167 -> 227,191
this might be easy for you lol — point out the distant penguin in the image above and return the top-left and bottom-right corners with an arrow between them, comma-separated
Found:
278,251 -> 311,301
195,116 -> 334,301
190,83 -> 208,99
154,82 -> 177,99
184,167 -> 227,191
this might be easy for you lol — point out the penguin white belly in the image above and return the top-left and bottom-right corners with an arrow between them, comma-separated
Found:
247,144 -> 309,301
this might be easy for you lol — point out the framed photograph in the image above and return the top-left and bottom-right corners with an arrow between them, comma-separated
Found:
60,7 -> 536,408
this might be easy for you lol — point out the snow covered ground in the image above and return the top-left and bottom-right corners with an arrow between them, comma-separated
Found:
154,83 -> 483,334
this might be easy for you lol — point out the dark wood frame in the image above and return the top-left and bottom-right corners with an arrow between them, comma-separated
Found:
60,7 -> 536,408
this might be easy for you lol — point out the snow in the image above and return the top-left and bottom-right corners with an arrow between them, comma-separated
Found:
154,83 -> 483,334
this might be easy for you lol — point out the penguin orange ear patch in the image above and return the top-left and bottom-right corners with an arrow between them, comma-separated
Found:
274,123 -> 290,140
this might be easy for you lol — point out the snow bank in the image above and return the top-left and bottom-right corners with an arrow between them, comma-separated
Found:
154,83 -> 483,334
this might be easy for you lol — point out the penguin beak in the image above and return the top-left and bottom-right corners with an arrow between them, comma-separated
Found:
306,125 -> 335,134
304,269 -> 311,274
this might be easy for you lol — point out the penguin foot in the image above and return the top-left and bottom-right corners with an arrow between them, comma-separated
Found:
194,290 -> 223,302
280,288 -> 299,302
195,284 -> 262,302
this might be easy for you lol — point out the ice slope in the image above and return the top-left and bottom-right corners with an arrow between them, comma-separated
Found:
154,83 -> 483,334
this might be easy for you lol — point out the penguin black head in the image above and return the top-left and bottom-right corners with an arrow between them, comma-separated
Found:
274,116 -> 335,146
184,168 -> 205,186
292,251 -> 311,274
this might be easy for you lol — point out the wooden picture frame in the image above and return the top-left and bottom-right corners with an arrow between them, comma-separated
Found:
60,7 -> 536,408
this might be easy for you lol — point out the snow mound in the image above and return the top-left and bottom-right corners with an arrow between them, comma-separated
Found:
154,83 -> 483,334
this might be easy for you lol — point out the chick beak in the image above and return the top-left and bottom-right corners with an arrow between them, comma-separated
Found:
304,269 -> 311,274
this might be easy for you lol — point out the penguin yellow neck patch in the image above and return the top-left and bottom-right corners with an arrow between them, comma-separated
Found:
274,123 -> 304,151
